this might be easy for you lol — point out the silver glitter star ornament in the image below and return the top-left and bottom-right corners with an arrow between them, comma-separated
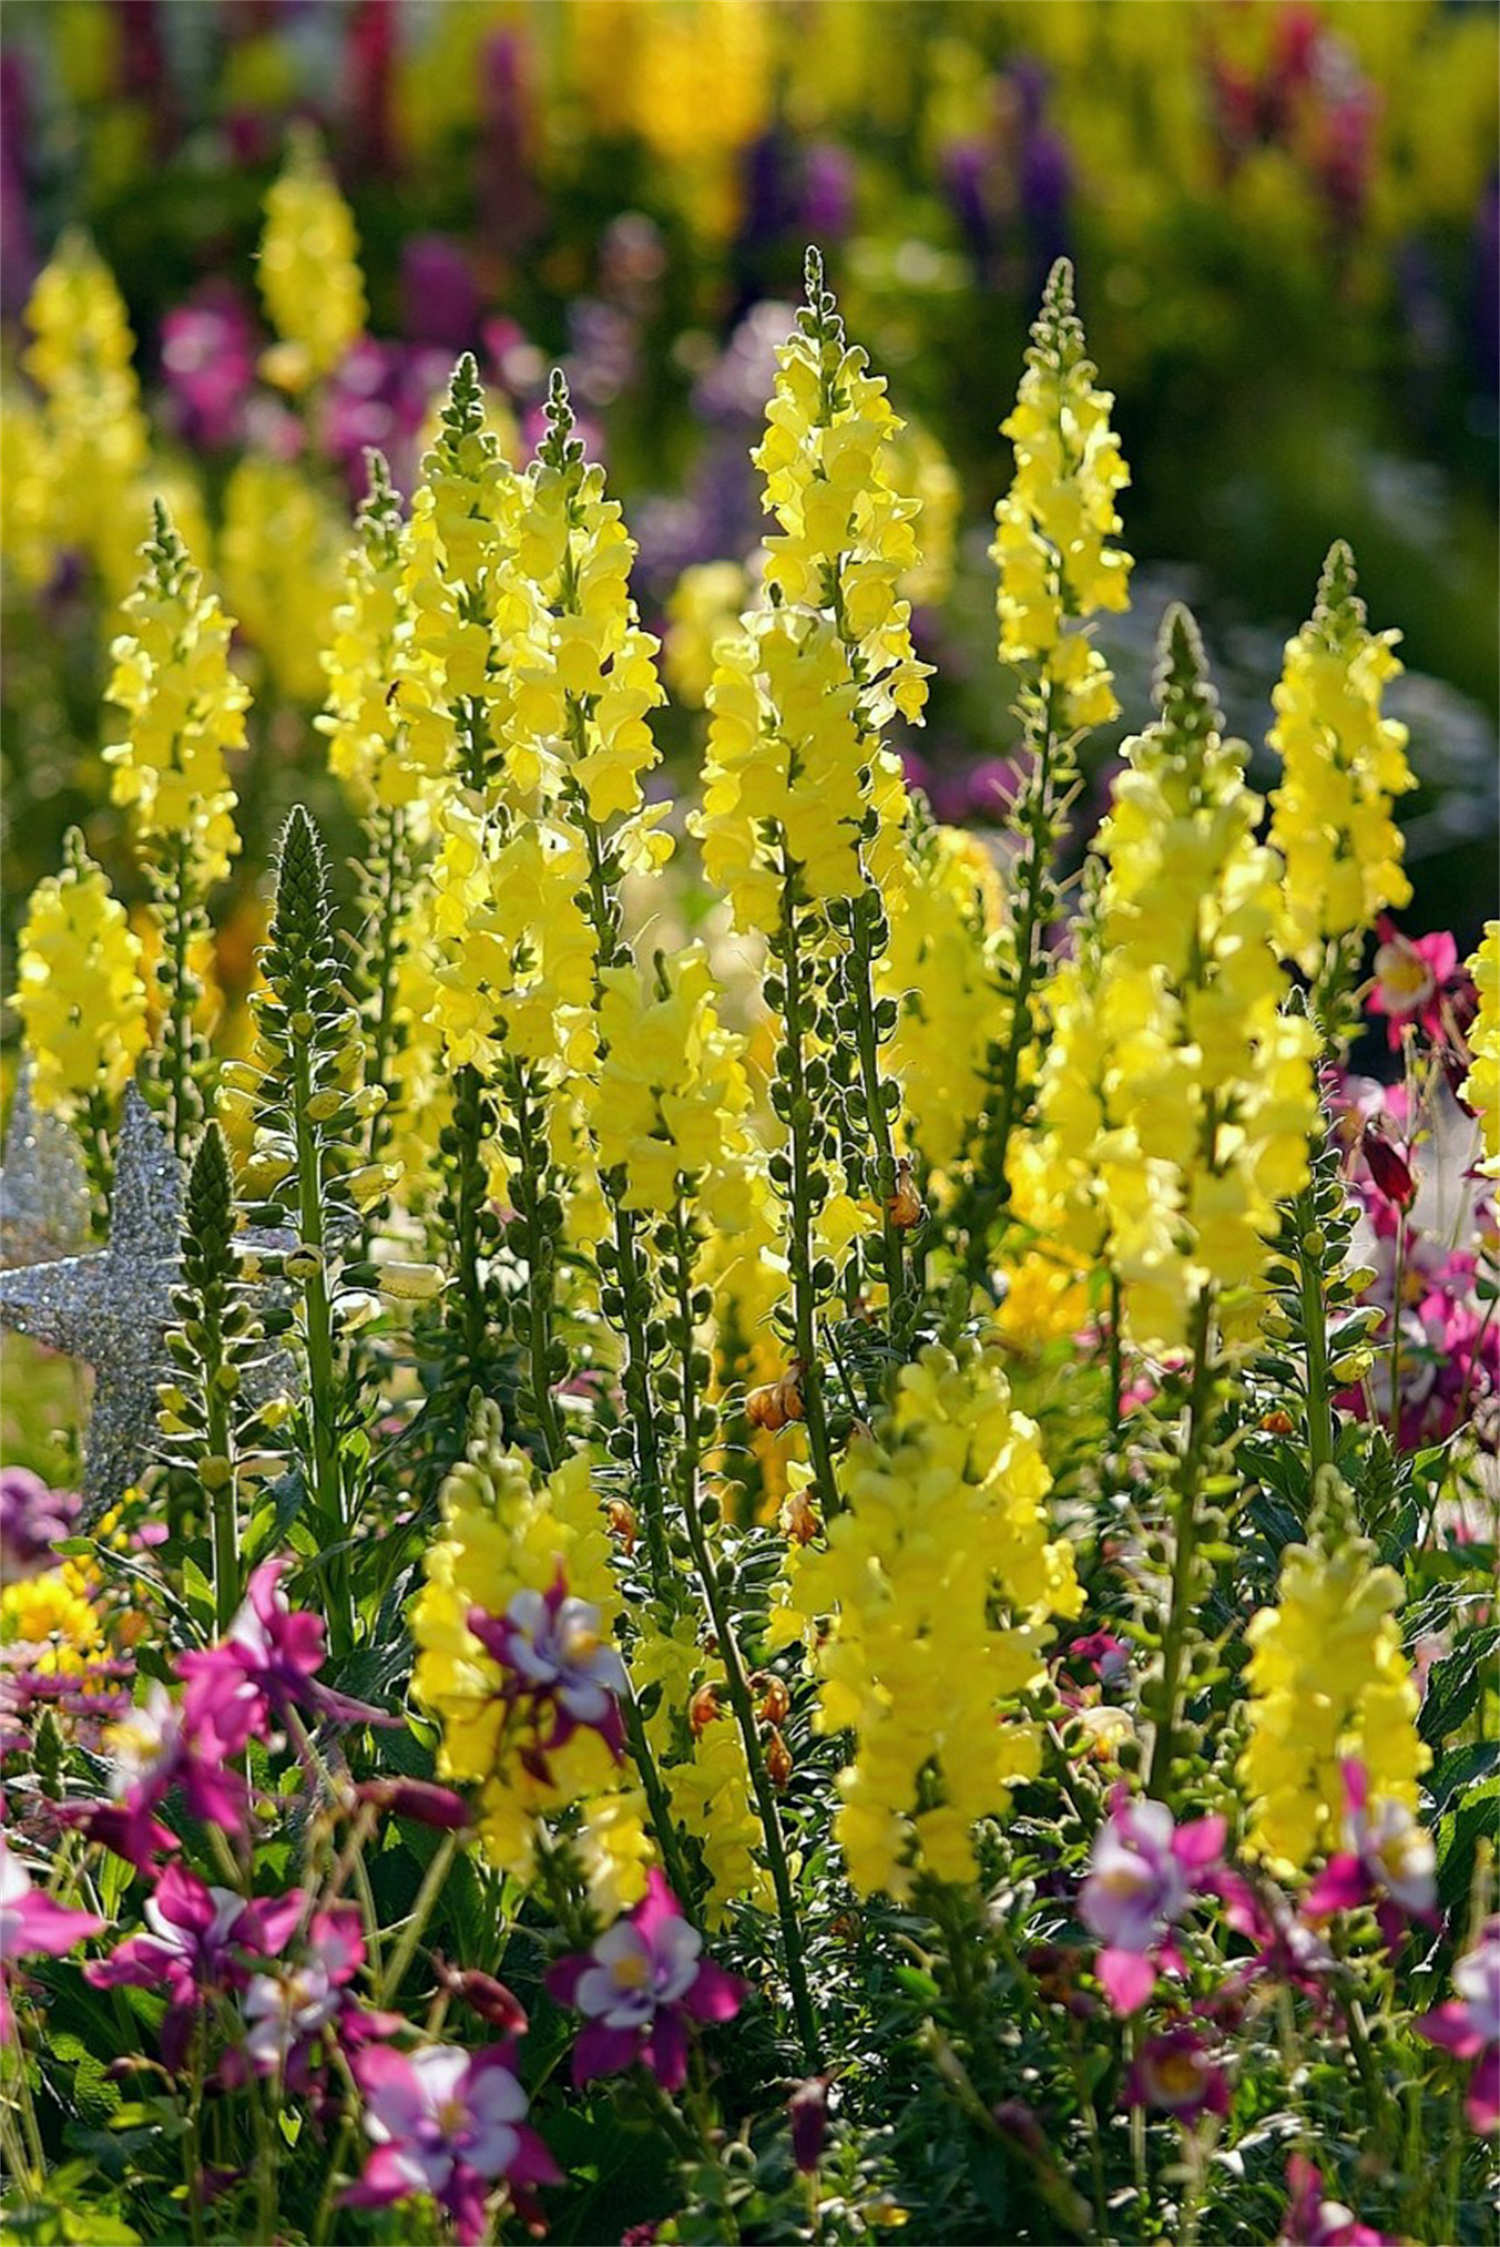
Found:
0,1083 -> 181,1511
0,1059 -> 92,1268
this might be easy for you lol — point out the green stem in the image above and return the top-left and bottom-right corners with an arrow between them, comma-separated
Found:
292,1032 -> 353,1655
1107,1268 -> 1124,1445
165,834 -> 195,1161
670,1196 -> 821,2068
620,1683 -> 695,1911
1296,1191 -> 1335,1476
777,868 -> 840,1519
512,1061 -> 566,1468
1146,1286 -> 1216,1802
847,885 -> 909,1318
205,1348 -> 238,1635
379,1831 -> 460,2006
451,1063 -> 490,1388
611,1202 -> 674,1602
1388,1209 -> 1407,1448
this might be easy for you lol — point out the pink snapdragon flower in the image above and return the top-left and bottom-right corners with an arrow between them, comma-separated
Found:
466,1572 -> 628,1762
0,1835 -> 103,2040
85,1864 -> 301,2071
1415,1922 -> 1500,2134
1078,1789 -> 1226,2015
546,1870 -> 745,2090
1122,2023 -> 1229,2121
1303,1762 -> 1436,1950
344,2042 -> 560,2243
1280,2154 -> 1395,2244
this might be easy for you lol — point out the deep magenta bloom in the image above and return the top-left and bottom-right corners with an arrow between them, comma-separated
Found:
0,1836 -> 104,2041
177,1558 -> 396,1748
160,285 -> 257,450
85,1864 -> 301,2072
238,1904 -> 373,2086
94,1677 -> 248,1865
546,1871 -> 745,2091
344,2042 -> 560,2244
1078,1791 -> 1225,2015
1367,921 -> 1470,1053
789,2075 -> 830,2172
1415,1924 -> 1500,2134
0,1468 -> 80,1580
1123,2024 -> 1229,2121
1303,1761 -> 1436,1951
1281,2154 -> 1396,2243
466,1572 -> 628,1762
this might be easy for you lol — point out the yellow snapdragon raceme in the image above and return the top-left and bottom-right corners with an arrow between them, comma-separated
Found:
1011,610 -> 1319,1351
12,831 -> 148,1119
318,451 -> 415,818
769,1342 -> 1080,1899
1268,541 -> 1415,976
221,455 -> 345,705
257,128 -> 366,392
1461,922 -> 1500,1177
631,1616 -> 772,1925
883,820 -> 1008,1177
990,257 -> 1131,729
103,504 -> 245,891
412,1403 -> 650,1896
1239,1525 -> 1429,1875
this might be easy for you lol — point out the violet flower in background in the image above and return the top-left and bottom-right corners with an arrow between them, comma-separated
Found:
0,1466 -> 80,1579
546,1870 -> 744,2090
345,2042 -> 560,2244
1415,1922 -> 1500,2134
1122,2023 -> 1230,2121
401,235 -> 480,351
85,1865 -> 301,2072
1280,2154 -> 1396,2245
160,284 -> 258,451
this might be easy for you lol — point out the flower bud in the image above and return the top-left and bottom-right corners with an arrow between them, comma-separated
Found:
356,1777 -> 472,1831
788,2077 -> 829,2173
377,1261 -> 446,1303
766,1728 -> 793,1789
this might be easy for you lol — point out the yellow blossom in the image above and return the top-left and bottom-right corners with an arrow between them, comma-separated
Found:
13,830 -> 148,1117
1461,922 -> 1500,1177
257,128 -> 366,390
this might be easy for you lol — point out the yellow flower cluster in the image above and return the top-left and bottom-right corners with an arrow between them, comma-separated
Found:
15,232 -> 152,601
883,822 -> 1008,1175
13,831 -> 148,1117
632,1617 -> 773,1924
663,561 -> 749,709
318,453 -> 414,815
221,456 -> 345,704
1010,609 -> 1319,1350
1267,542 -> 1415,974
1239,1530 -> 1429,1874
991,258 -> 1131,728
769,1343 -> 1080,1899
695,257 -> 927,933
427,806 -> 595,1081
1462,923 -> 1500,1177
412,1401 -> 649,1895
257,129 -> 366,391
103,505 -> 246,888
590,946 -> 758,1222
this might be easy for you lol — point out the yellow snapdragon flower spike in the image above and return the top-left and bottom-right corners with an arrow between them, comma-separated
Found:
1461,923 -> 1500,1177
19,231 -> 151,601
769,1342 -> 1080,1899
695,252 -> 929,936
507,375 -> 667,829
319,451 -> 415,816
631,1615 -> 772,1924
663,560 -> 749,710
257,127 -> 366,390
427,807 -> 596,1082
883,821 -> 1008,1175
412,1402 -> 648,1896
1011,608 -> 1319,1351
1268,541 -> 1415,974
103,504 -> 246,889
991,257 -> 1131,728
1239,1527 -> 1429,1875
220,455 -> 345,705
13,830 -> 148,1117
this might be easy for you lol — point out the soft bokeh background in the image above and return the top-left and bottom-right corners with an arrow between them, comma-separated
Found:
2,0 -> 1497,987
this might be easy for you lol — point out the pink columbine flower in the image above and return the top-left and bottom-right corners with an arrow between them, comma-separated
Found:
1367,921 -> 1467,1052
1280,2153 -> 1396,2243
85,1864 -> 302,2072
1078,1789 -> 1226,2015
1415,1922 -> 1500,2134
466,1572 -> 628,1761
1303,1762 -> 1436,1950
91,1677 -> 247,1867
0,1468 -> 80,1580
1122,2023 -> 1229,2122
546,1870 -> 745,2091
0,1835 -> 104,2041
344,2043 -> 560,2244
177,1558 -> 397,1750
238,1905 -> 373,2088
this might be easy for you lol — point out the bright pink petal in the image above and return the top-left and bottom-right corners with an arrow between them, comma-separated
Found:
508,2124 -> 563,2188
632,1867 -> 682,1947
1465,2045 -> 1500,2134
1305,1855 -> 1368,1917
683,1959 -> 746,2023
4,1893 -> 104,1959
1415,2001 -> 1484,2059
1172,1815 -> 1226,1871
1097,1947 -> 1156,2016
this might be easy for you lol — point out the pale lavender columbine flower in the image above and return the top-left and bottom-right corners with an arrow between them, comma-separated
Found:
1415,1921 -> 1500,2134
1078,1789 -> 1225,2014
546,1870 -> 744,2090
467,1574 -> 628,1759
1304,1762 -> 1436,1949
344,2042 -> 560,2243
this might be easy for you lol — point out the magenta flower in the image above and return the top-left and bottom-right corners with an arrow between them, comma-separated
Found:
1281,2154 -> 1396,2244
237,1904 -> 374,2087
1303,1762 -> 1436,1951
93,1677 -> 248,1867
0,1836 -> 104,2041
1415,1923 -> 1500,2134
466,1572 -> 628,1763
1367,921 -> 1469,1052
1123,2024 -> 1229,2121
177,1558 -> 396,1750
546,1871 -> 745,2091
789,2075 -> 830,2173
85,1864 -> 301,2072
1078,1790 -> 1226,2015
0,1467 -> 80,1580
344,2042 -> 560,2244
160,284 -> 257,450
